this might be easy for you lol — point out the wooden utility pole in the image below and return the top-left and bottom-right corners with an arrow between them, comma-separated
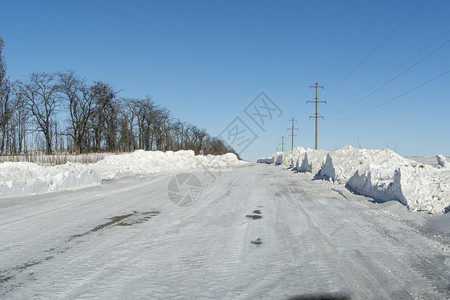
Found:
280,136 -> 286,152
307,83 -> 326,150
289,118 -> 297,152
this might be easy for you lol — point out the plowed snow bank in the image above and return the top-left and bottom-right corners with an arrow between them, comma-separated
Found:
0,150 -> 246,198
262,146 -> 450,214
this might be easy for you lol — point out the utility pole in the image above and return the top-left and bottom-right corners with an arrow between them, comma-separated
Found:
287,118 -> 298,152
307,83 -> 326,150
279,136 -> 286,152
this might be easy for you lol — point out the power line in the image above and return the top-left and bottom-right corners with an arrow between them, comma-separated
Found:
321,0 -> 393,83
325,0 -> 428,97
330,30 -> 449,107
331,70 -> 449,120
327,38 -> 449,118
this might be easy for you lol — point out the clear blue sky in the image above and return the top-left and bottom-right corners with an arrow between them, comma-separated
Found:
1,0 -> 449,161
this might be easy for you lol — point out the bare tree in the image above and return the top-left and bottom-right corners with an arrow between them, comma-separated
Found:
10,98 -> 28,153
90,81 -> 117,152
169,119 -> 184,151
153,106 -> 170,151
128,99 -> 145,149
192,126 -> 206,154
116,99 -> 136,151
18,72 -> 59,154
129,97 -> 157,150
58,70 -> 95,154
0,37 -> 19,153
0,38 -> 28,154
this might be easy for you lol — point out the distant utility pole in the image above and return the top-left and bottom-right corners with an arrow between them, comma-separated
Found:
287,118 -> 298,152
279,136 -> 286,152
307,83 -> 326,150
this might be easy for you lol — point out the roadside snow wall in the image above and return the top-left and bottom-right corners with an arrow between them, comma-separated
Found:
298,150 -> 328,174
259,146 -> 450,214
0,150 -> 246,199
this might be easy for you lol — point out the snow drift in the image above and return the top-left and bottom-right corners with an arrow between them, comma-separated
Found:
436,154 -> 449,168
270,147 -> 328,175
0,161 -> 100,198
261,146 -> 450,214
298,149 -> 328,174
0,150 -> 246,199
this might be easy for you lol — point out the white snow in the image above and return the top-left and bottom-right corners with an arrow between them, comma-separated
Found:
1,165 -> 448,298
437,154 -> 449,168
394,166 -> 450,213
271,147 -> 328,174
261,146 -> 450,214
0,150 -> 246,199
2,146 -> 448,214
298,149 -> 328,174
290,147 -> 307,169
274,152 -> 289,166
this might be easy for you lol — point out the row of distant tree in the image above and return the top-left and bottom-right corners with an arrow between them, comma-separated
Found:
0,38 -> 236,156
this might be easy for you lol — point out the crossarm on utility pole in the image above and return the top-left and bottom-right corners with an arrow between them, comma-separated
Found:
307,83 -> 326,150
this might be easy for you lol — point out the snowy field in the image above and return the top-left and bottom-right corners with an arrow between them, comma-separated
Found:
259,146 -> 450,214
0,149 -> 449,298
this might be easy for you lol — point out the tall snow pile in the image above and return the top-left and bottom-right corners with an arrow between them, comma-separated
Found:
321,146 -> 410,183
273,151 -> 296,166
289,147 -> 307,169
340,147 -> 449,213
0,150 -> 246,199
436,154 -> 449,168
271,147 -> 307,168
259,146 -> 450,214
0,162 -> 100,198
270,148 -> 328,174
298,149 -> 328,174
393,166 -> 450,213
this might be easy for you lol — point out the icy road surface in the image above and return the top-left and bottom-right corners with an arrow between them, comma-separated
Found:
0,164 -> 449,299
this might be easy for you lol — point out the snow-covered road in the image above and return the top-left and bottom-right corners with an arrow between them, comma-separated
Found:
1,164 -> 449,299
